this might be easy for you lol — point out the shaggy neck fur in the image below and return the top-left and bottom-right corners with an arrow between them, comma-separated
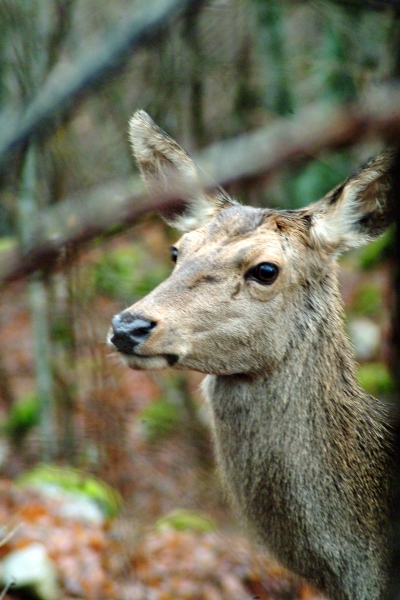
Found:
203,269 -> 390,600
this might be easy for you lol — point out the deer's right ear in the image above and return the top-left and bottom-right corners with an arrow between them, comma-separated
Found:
129,111 -> 233,232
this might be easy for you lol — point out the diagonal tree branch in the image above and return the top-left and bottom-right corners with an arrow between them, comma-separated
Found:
0,0 -> 206,167
195,84 -> 400,187
1,84 -> 400,285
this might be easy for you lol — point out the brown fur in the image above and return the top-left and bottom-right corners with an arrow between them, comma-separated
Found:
109,111 -> 393,600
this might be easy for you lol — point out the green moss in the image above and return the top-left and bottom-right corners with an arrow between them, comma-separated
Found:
155,509 -> 216,533
357,362 -> 394,397
17,465 -> 122,518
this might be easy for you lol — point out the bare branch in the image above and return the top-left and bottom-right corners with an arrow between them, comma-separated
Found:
0,0 -> 206,166
195,85 -> 400,187
0,178 -> 186,284
1,84 -> 400,285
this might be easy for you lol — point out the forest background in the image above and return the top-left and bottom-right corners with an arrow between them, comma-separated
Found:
0,0 -> 399,598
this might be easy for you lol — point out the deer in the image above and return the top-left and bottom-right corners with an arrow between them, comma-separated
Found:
108,110 -> 393,600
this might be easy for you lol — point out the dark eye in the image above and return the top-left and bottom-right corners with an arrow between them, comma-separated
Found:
246,262 -> 279,285
170,246 -> 178,264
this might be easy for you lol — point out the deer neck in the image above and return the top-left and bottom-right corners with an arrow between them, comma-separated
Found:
207,270 -> 362,420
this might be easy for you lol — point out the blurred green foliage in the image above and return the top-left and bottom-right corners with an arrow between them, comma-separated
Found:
352,283 -> 382,318
0,237 -> 16,252
1,393 -> 40,443
51,316 -> 75,349
357,362 -> 394,397
291,153 -> 353,207
92,243 -> 170,304
18,465 -> 122,518
139,400 -> 181,443
357,228 -> 393,270
155,508 -> 216,533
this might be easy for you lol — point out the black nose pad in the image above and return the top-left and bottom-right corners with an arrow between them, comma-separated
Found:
111,312 -> 156,354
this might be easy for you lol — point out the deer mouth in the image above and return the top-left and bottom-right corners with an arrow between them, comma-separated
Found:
109,343 -> 179,370
123,352 -> 179,370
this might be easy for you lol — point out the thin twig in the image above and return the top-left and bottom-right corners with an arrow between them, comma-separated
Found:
0,524 -> 21,548
0,579 -> 15,600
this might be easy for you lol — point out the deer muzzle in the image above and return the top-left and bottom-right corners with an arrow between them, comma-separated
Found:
108,310 -> 179,369
110,312 -> 156,353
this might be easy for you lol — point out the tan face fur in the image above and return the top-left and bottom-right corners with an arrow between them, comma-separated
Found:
108,110 -> 393,378
116,206 -> 323,375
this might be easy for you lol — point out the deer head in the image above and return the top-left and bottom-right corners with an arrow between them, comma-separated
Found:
108,111 -> 393,378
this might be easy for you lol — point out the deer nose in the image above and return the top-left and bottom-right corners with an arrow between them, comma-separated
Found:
110,312 -> 156,354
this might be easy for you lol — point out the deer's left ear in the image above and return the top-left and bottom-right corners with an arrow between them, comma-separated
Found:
305,150 -> 394,254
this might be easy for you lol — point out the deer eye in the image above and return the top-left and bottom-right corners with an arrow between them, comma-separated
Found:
246,262 -> 279,285
170,246 -> 178,264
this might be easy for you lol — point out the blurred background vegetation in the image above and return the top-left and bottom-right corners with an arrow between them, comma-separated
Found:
0,0 -> 398,598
